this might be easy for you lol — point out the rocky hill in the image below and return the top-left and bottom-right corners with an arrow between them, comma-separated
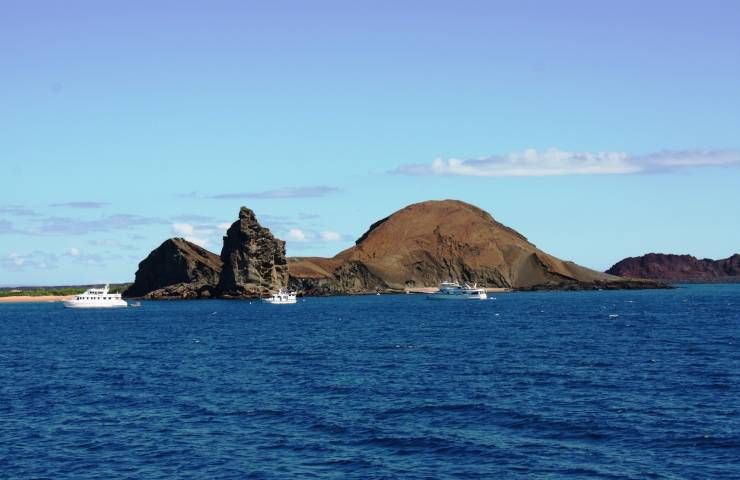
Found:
125,207 -> 287,299
126,200 -> 667,298
124,238 -> 223,298
606,253 -> 740,282
289,200 -> 665,293
218,207 -> 289,297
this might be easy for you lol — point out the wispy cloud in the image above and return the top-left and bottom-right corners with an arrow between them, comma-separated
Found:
320,230 -> 342,241
172,214 -> 219,223
182,186 -> 341,200
1,251 -> 60,270
0,220 -> 23,234
0,248 -> 104,271
49,201 -> 110,209
0,205 -> 38,216
172,223 -> 215,249
391,148 -> 740,177
176,191 -> 200,199
282,227 -> 349,245
637,149 -> 740,169
287,228 -> 308,242
37,214 -> 166,235
88,239 -> 140,251
66,247 -> 104,265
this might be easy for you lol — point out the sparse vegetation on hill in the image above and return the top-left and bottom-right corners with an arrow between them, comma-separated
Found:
0,284 -> 131,297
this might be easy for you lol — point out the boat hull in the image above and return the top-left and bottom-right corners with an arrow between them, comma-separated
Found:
262,298 -> 297,304
427,293 -> 488,300
63,300 -> 128,308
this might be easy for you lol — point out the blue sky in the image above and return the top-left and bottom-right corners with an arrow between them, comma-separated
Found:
1,0 -> 739,285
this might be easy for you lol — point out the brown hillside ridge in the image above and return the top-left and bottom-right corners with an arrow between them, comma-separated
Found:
288,199 -> 667,294
607,253 -> 740,282
124,238 -> 223,299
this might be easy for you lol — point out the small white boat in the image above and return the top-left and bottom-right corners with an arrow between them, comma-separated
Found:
63,284 -> 128,308
263,289 -> 297,304
427,281 -> 487,300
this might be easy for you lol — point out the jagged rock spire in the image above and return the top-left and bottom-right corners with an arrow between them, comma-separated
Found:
217,206 -> 288,296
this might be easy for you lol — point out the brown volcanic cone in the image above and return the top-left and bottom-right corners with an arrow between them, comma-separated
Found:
289,199 -> 662,292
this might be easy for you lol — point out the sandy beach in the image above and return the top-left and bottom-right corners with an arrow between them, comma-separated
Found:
0,295 -> 75,304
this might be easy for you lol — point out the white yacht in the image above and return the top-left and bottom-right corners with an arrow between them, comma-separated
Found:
263,289 -> 297,304
427,281 -> 487,300
63,284 -> 128,309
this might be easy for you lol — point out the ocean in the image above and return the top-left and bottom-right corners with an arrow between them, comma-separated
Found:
1,285 -> 738,479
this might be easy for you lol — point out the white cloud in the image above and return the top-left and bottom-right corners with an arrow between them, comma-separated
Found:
172,223 -> 194,236
639,149 -> 740,168
392,148 -> 740,177
287,228 -> 307,242
2,251 -> 59,270
69,247 -> 80,257
218,223 -> 232,230
10,253 -> 24,266
171,223 -> 211,248
320,230 -> 341,241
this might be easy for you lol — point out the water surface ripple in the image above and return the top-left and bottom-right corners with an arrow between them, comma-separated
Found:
1,285 -> 739,479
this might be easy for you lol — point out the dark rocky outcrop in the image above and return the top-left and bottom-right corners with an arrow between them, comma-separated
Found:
124,238 -> 222,298
288,258 -> 389,295
289,199 -> 667,292
125,207 -> 288,299
217,207 -> 289,297
607,253 -> 740,282
128,200 -> 670,299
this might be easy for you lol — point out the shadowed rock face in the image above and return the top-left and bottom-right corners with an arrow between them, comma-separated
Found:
289,199 -> 666,292
217,207 -> 288,297
607,253 -> 740,282
124,238 -> 222,298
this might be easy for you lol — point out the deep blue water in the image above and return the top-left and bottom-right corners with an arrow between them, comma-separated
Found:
1,285 -> 739,479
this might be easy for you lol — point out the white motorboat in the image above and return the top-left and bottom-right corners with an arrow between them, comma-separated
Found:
427,281 -> 487,300
63,284 -> 128,308
263,289 -> 297,304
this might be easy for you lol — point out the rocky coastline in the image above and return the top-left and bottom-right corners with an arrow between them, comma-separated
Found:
124,200 -> 668,299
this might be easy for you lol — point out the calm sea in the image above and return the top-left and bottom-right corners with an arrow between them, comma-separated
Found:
1,285 -> 738,479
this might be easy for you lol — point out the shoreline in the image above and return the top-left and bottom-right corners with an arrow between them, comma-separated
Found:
0,295 -> 74,304
404,287 -> 512,294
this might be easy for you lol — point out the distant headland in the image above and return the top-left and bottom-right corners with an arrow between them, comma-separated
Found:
123,199 -> 667,299
607,253 -> 740,283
